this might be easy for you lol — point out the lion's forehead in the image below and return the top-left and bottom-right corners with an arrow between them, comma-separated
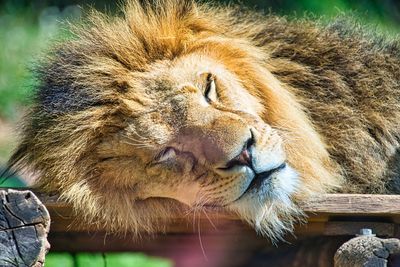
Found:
129,53 -> 264,121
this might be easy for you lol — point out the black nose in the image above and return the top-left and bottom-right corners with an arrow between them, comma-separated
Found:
219,135 -> 255,170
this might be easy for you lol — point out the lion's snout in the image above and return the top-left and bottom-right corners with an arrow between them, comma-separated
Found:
216,133 -> 254,170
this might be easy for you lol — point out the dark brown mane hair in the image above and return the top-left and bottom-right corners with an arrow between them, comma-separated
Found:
4,0 -> 400,236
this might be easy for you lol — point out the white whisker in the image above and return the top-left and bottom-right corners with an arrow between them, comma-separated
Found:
202,209 -> 217,231
197,212 -> 208,261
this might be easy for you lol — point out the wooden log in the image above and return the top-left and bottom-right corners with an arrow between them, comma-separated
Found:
334,235 -> 400,267
32,191 -> 400,235
300,194 -> 400,216
37,192 -> 400,216
0,189 -> 50,267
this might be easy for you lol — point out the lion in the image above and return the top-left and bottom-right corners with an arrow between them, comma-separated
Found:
5,0 -> 400,242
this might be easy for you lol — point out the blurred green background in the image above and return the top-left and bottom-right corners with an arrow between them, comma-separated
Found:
0,0 -> 399,266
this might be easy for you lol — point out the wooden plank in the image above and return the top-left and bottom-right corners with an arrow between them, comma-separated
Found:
299,194 -> 400,215
31,192 -> 400,233
37,192 -> 400,216
46,221 -> 396,252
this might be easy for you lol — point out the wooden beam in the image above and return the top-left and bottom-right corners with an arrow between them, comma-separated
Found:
33,192 -> 400,233
37,192 -> 400,216
300,194 -> 400,215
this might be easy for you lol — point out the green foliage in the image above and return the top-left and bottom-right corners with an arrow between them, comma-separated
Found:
0,7 -> 76,120
0,167 -> 26,188
105,253 -> 173,267
45,253 -> 173,267
0,177 -> 26,188
76,253 -> 105,267
0,12 -> 43,120
45,253 -> 74,267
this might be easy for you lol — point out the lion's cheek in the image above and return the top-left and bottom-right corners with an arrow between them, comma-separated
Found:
145,154 -> 195,178
141,158 -> 204,205
139,179 -> 202,206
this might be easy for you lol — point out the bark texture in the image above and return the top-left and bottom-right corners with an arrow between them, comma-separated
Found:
0,189 -> 50,267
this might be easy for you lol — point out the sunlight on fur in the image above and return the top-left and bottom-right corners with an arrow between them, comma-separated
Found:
6,0 -> 400,242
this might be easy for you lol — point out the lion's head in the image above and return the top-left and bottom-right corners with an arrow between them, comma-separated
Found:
96,52 -> 301,239
8,0 -> 341,241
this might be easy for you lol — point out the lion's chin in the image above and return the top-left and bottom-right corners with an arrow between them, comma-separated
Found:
228,166 -> 303,242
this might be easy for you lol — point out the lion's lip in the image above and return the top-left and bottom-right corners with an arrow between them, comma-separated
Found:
206,162 -> 287,208
203,162 -> 287,209
239,162 -> 287,198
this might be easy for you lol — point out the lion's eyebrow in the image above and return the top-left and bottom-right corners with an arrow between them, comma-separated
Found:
178,83 -> 198,93
198,72 -> 212,81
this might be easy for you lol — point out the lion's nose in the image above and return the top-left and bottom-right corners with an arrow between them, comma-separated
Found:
218,134 -> 255,170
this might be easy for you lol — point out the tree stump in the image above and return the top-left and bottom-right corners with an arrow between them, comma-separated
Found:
334,235 -> 400,267
0,189 -> 50,267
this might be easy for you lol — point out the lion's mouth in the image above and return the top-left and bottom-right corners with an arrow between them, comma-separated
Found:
237,162 -> 287,200
202,162 -> 288,210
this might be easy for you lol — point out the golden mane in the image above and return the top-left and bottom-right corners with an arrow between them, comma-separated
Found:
6,0 -> 400,239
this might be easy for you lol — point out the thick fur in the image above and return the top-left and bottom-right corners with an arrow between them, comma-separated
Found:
6,0 -> 400,241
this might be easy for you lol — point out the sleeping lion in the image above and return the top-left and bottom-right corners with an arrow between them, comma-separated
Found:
6,0 -> 400,241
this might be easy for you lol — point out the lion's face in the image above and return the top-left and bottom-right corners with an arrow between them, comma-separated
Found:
96,53 -> 299,236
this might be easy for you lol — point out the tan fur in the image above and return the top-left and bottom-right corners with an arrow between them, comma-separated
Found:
6,0 -> 400,241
